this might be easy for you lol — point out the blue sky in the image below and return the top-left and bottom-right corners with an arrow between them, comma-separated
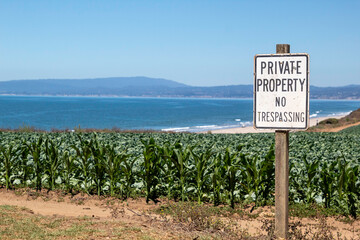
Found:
0,0 -> 359,87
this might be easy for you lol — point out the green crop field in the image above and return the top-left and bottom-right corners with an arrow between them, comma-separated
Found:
0,131 -> 359,218
341,124 -> 360,134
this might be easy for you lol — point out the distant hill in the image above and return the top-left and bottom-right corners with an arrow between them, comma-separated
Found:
310,85 -> 360,99
0,77 -> 187,96
0,77 -> 360,99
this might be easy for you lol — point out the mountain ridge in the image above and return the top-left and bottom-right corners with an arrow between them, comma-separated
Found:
1,77 -> 360,99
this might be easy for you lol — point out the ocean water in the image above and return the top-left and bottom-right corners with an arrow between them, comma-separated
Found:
0,96 -> 359,132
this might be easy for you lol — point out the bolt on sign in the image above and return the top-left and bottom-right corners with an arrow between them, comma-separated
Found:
254,54 -> 309,129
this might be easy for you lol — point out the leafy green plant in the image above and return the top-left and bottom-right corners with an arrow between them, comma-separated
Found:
159,142 -> 176,200
301,155 -> 320,204
89,135 -> 106,196
168,141 -> 192,202
44,138 -> 62,190
345,164 -> 359,219
211,153 -> 224,206
256,144 -> 275,205
103,144 -> 128,197
335,155 -> 359,218
141,137 -> 162,203
71,134 -> 92,194
17,142 -> 31,187
319,160 -> 337,208
222,146 -> 241,208
190,145 -> 213,203
120,155 -> 136,199
62,151 -> 75,193
0,144 -> 19,189
26,136 -> 44,191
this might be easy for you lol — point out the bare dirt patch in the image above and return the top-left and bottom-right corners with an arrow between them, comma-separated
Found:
1,188 -> 359,239
309,121 -> 360,132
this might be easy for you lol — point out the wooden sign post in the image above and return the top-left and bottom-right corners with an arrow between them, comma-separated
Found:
275,44 -> 290,239
254,44 -> 309,239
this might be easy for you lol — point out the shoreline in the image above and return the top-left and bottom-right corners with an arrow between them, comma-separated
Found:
1,94 -> 360,101
0,115 -> 347,134
199,115 -> 346,134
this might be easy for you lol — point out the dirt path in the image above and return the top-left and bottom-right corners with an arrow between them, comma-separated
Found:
1,188 -> 359,239
0,188 -> 193,239
0,189 -> 111,218
317,121 -> 360,132
0,188 -> 161,223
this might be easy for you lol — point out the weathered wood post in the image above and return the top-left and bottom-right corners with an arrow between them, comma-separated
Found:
275,44 -> 290,239
254,44 -> 309,239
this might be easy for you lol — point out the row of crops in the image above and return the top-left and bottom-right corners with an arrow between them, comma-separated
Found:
0,132 -> 359,217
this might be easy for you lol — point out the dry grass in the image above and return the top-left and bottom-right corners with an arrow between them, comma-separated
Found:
308,108 -> 360,132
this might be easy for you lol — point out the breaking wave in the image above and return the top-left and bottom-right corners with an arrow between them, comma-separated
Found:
162,120 -> 253,133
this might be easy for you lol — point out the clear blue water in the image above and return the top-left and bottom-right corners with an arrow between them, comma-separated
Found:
0,96 -> 359,132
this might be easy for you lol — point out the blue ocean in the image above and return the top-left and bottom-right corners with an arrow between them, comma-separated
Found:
0,96 -> 359,132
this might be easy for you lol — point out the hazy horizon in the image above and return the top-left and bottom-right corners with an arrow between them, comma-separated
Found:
0,76 -> 359,88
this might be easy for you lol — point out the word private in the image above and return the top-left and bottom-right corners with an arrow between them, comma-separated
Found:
254,54 -> 309,129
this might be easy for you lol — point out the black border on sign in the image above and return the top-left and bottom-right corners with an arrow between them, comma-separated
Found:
253,53 -> 309,130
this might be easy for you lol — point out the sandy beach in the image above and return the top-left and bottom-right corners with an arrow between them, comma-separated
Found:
201,115 -> 346,134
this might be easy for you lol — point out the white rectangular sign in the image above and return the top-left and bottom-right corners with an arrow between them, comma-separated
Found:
254,54 -> 309,129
